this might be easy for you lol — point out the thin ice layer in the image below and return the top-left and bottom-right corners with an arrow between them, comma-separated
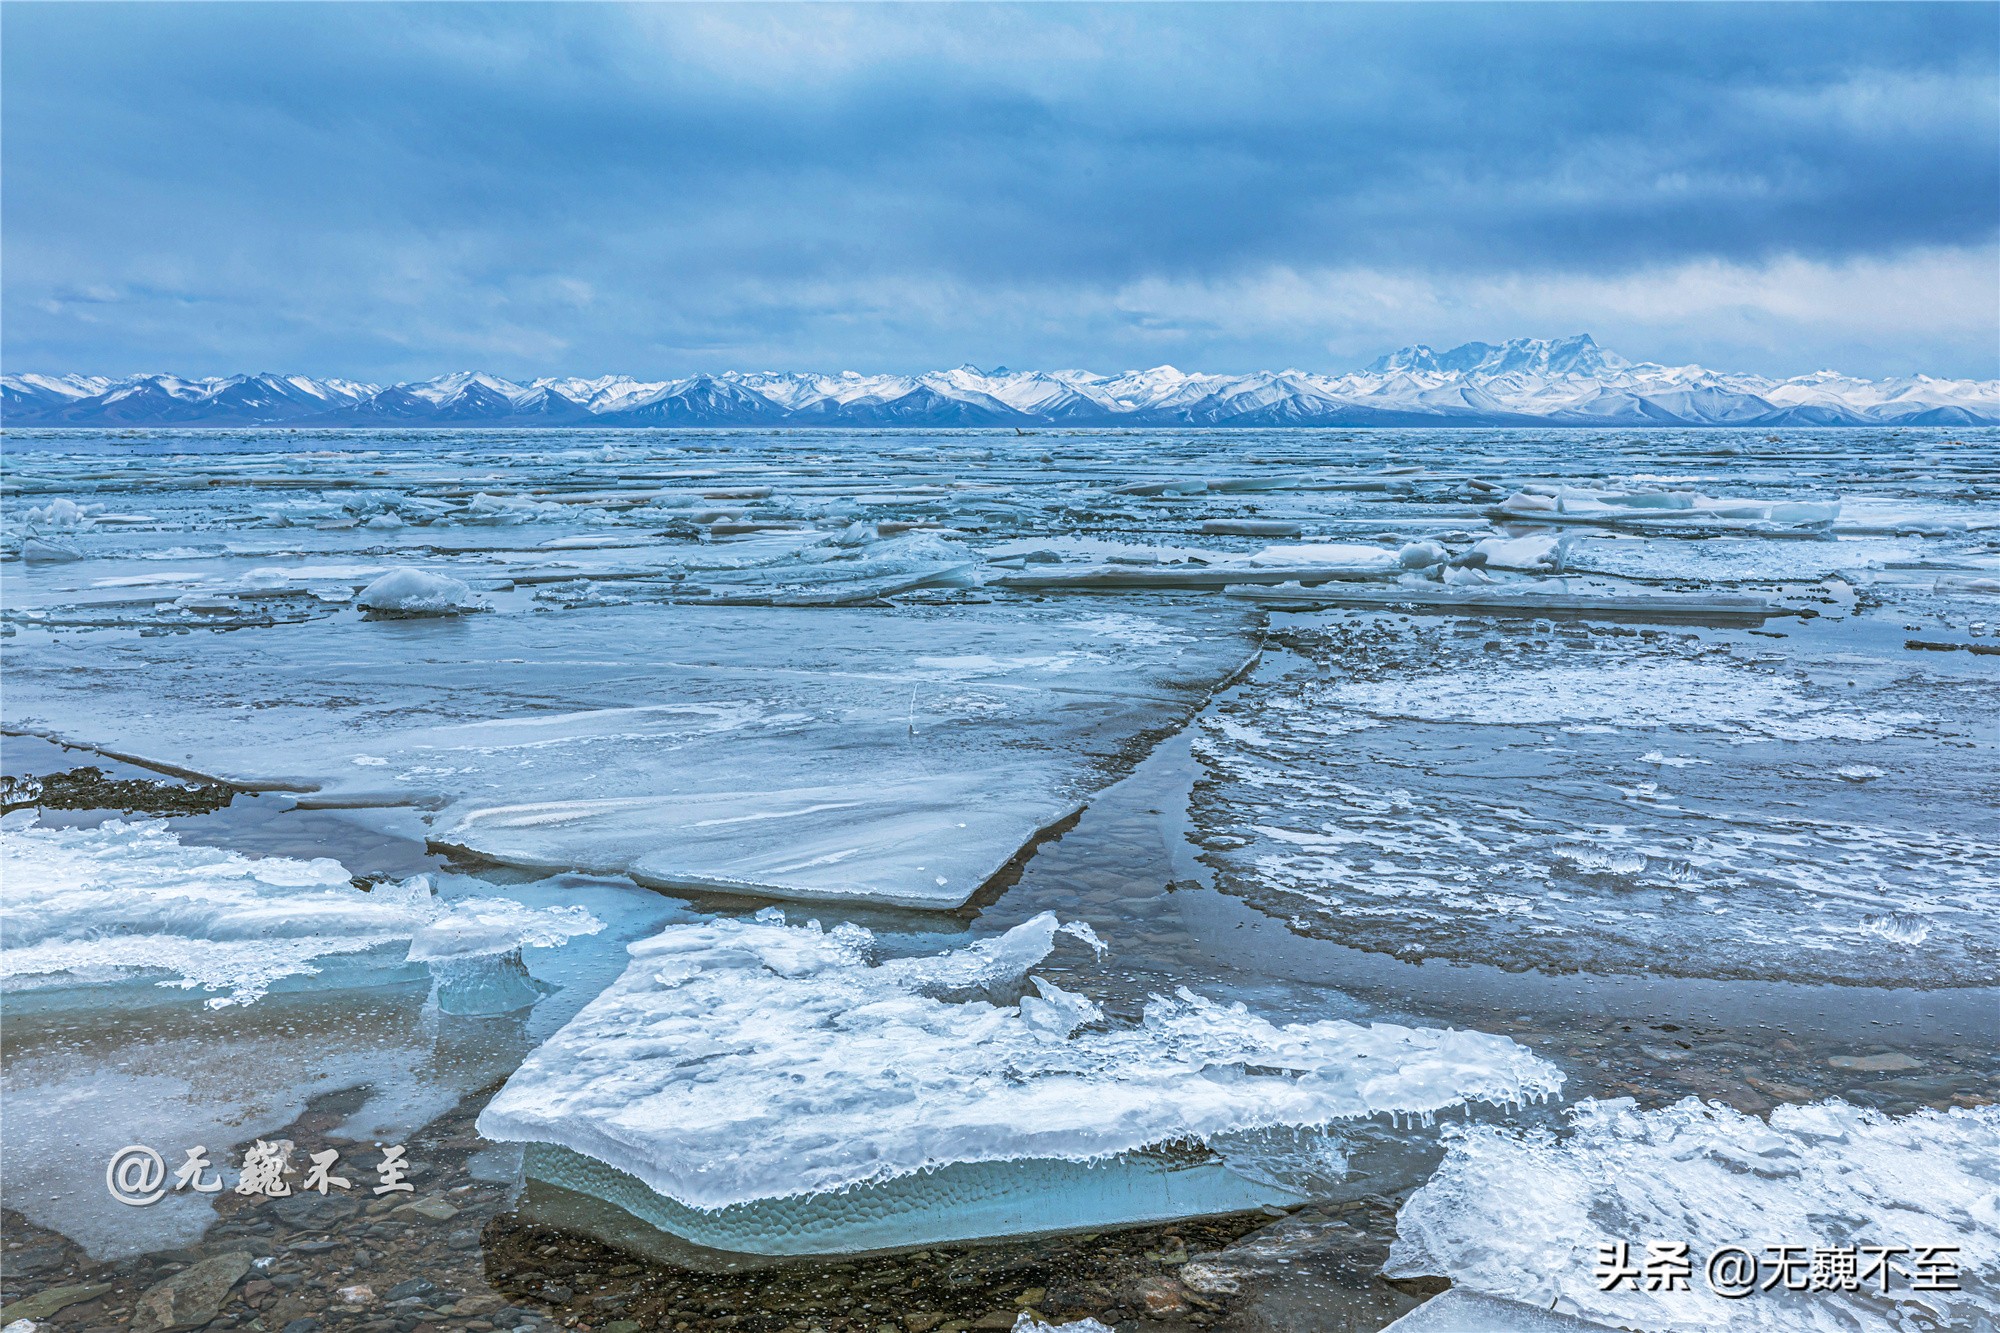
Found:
1191,616 -> 2000,985
0,818 -> 599,1005
7,602 -> 1261,907
477,910 -> 1562,1212
1385,1096 -> 2000,1332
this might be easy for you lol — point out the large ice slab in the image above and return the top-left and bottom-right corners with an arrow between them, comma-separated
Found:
1385,1096 -> 2000,1332
1229,580 -> 1780,622
0,817 -> 599,1007
7,602 -> 1261,907
477,908 -> 1562,1253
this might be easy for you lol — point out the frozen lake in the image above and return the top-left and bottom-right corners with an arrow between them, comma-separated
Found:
3,425 -> 1997,1333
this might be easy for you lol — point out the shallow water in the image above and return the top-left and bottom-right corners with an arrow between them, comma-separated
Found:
3,425 -> 1997,1333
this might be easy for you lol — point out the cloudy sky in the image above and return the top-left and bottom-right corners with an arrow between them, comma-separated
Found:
4,2 -> 1995,380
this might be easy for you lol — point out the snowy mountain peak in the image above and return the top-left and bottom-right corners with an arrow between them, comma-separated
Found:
1369,334 -> 1627,377
5,343 -> 1995,428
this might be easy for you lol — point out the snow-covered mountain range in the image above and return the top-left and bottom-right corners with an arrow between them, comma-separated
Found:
6,336 -> 1995,427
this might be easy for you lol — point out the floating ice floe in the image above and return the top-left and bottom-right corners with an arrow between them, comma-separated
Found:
357,566 -> 484,615
1384,1096 -> 2000,1333
20,535 -> 85,562
1249,543 -> 1402,571
0,818 -> 599,1008
1494,486 -> 1840,531
1229,580 -> 1779,621
479,910 -> 1562,1259
992,551 -> 1405,591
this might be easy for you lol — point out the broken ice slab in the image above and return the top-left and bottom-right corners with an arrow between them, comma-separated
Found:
0,817 -> 601,1009
518,1143 -> 1302,1269
1492,486 -> 1842,531
431,776 -> 1080,908
1226,581 -> 1783,622
0,816 -> 433,1007
1377,1290 -> 1623,1333
6,601 -> 1262,908
1384,1097 -> 2000,1332
991,560 -> 1401,591
476,911 -> 1562,1261
1199,519 -> 1304,537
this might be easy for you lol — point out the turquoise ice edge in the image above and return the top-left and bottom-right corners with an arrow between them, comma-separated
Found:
520,1141 -> 1305,1270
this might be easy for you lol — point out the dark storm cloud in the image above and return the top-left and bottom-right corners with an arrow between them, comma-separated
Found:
4,2 -> 1995,378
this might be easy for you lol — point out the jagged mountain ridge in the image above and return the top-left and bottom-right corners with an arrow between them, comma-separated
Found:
6,336 -> 1996,427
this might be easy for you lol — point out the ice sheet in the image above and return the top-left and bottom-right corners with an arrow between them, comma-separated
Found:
1385,1096 -> 2000,1332
477,909 -> 1563,1212
8,602 -> 1261,907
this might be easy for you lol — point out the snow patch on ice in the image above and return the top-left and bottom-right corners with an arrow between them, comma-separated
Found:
357,567 -> 483,615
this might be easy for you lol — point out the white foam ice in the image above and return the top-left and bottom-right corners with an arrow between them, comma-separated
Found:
0,818 -> 600,1007
477,909 -> 1564,1213
357,566 -> 482,614
1323,658 -> 1916,742
1385,1096 -> 2000,1333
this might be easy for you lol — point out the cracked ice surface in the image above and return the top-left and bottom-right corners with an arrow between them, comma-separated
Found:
1191,618 -> 2000,985
477,910 -> 1563,1211
1385,1096 -> 2000,1333
5,602 -> 1260,906
0,817 -> 600,1006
